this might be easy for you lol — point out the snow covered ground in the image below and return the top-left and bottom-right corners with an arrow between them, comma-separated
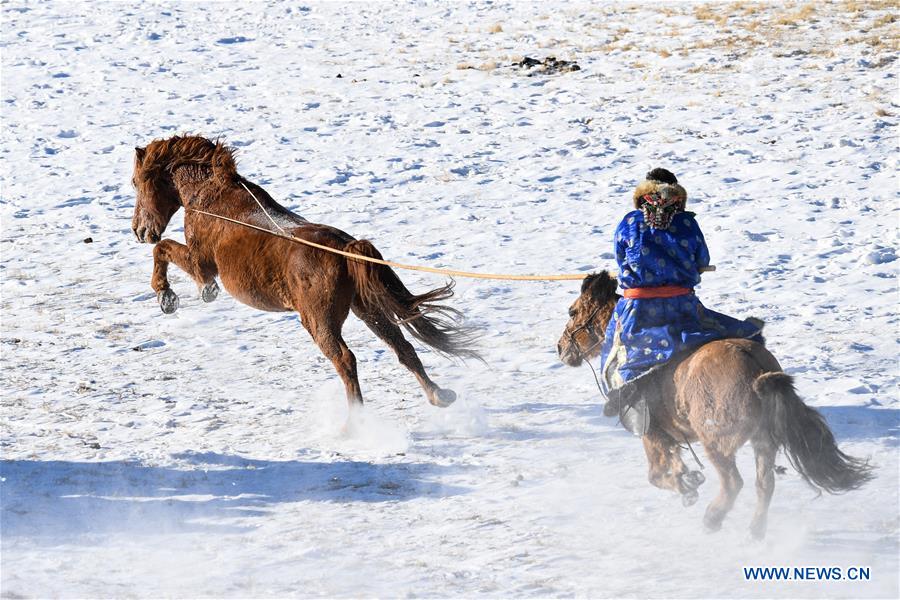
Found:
1,1 -> 898,597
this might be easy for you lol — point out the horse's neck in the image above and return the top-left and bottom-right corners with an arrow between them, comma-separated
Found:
171,165 -> 299,223
172,165 -> 214,205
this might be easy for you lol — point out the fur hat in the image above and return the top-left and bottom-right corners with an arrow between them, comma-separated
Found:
632,168 -> 687,209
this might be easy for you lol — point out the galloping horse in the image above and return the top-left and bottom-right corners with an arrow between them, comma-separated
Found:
557,272 -> 872,539
131,135 -> 478,411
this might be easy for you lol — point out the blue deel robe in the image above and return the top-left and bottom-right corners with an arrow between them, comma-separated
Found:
598,210 -> 763,394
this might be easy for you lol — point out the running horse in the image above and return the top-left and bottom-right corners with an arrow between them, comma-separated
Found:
131,135 -> 478,411
557,272 -> 872,539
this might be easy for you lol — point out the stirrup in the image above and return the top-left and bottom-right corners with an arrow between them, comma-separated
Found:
620,397 -> 650,437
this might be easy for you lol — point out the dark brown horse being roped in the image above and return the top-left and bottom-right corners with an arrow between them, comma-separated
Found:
557,272 -> 872,539
131,135 -> 478,412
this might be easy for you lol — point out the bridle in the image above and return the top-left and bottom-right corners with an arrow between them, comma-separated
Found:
565,303 -> 604,360
563,303 -> 610,407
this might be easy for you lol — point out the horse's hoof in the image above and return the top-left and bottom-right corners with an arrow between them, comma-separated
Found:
430,388 -> 457,408
682,489 -> 699,507
749,522 -> 767,541
200,280 -> 219,303
703,514 -> 723,533
704,522 -> 722,533
158,289 -> 179,314
681,470 -> 706,490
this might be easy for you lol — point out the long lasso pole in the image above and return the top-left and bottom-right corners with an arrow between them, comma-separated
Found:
187,183 -> 714,282
189,206 -> 588,281
188,181 -> 586,281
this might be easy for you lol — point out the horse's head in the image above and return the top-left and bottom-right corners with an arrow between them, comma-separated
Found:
558,271 -> 619,367
131,145 -> 181,243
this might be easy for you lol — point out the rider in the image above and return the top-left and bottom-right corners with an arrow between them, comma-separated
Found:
599,168 -> 764,436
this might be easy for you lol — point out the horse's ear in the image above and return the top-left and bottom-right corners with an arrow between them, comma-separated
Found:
135,146 -> 146,164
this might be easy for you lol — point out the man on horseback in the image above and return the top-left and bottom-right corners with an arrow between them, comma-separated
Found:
599,168 -> 764,436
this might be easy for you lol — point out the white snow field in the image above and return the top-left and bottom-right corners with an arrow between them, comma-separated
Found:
1,1 -> 898,598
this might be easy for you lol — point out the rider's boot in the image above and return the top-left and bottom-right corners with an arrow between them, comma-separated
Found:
620,394 -> 650,437
606,381 -> 650,437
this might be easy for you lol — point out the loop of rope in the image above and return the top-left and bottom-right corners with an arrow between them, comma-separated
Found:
184,182 -> 588,281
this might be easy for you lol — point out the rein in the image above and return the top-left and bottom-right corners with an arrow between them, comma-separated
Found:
565,304 -> 607,399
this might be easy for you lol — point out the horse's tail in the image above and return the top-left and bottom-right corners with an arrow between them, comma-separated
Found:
344,239 -> 481,361
754,372 -> 873,494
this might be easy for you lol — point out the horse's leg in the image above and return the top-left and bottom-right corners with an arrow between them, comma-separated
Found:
749,435 -> 777,540
702,447 -> 744,532
151,239 -> 218,313
643,432 -> 679,491
351,304 -> 456,408
671,444 -> 707,504
299,309 -> 363,409
643,429 -> 701,505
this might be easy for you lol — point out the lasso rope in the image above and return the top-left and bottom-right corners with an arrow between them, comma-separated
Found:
186,182 -> 714,282
184,182 -> 587,281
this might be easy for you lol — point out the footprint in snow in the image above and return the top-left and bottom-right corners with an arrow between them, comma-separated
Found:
848,343 -> 874,353
744,231 -> 770,242
56,196 -> 92,208
866,247 -> 896,264
216,36 -> 252,44
132,340 -> 165,352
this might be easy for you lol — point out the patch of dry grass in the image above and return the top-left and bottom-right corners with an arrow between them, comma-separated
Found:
580,0 -> 895,73
694,5 -> 730,26
729,2 -> 766,16
774,3 -> 817,25
843,35 -> 900,52
455,60 -> 498,71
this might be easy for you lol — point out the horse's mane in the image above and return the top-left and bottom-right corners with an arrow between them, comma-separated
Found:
139,135 -> 238,182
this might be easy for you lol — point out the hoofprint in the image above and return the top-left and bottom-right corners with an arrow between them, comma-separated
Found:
1,2 -> 897,598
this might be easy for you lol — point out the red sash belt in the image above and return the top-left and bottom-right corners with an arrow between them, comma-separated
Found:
623,286 -> 693,299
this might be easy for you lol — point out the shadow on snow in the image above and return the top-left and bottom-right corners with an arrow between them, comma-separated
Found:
0,452 -> 467,542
